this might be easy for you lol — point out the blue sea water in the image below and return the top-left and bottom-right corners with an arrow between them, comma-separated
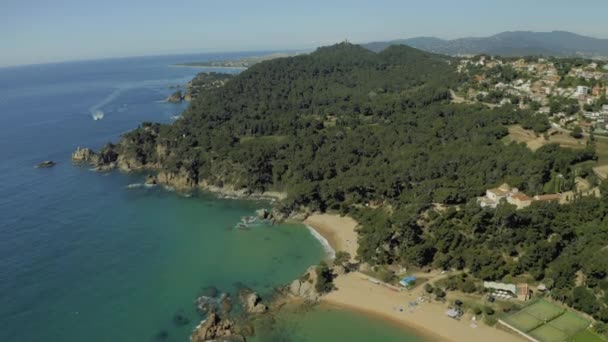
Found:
0,53 -> 422,342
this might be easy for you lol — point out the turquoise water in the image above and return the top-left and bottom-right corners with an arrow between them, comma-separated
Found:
253,304 -> 425,342
0,54 -> 423,341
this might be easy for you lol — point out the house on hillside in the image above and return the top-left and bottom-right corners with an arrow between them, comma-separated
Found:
507,192 -> 532,209
479,183 -> 568,210
478,184 -> 532,209
478,183 -> 512,208
577,86 -> 590,96
533,193 -> 562,203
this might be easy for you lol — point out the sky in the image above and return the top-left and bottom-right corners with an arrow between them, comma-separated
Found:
2,0 -> 608,67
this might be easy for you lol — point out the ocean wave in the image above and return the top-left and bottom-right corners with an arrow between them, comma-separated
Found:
126,183 -> 144,189
305,225 -> 335,259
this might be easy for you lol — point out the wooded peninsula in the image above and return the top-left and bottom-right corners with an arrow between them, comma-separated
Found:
79,43 -> 608,332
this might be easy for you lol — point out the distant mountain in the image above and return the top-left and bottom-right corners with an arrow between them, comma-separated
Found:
363,31 -> 608,58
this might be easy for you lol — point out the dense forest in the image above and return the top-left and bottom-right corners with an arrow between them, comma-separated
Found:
107,43 -> 608,320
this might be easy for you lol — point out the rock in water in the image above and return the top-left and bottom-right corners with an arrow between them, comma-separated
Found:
190,313 -> 245,342
145,175 -> 158,185
199,286 -> 220,298
172,310 -> 190,326
35,160 -> 56,168
239,290 -> 268,314
289,266 -> 322,302
71,147 -> 97,163
256,208 -> 270,220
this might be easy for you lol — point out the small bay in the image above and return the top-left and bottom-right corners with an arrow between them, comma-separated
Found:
0,53 -> 425,341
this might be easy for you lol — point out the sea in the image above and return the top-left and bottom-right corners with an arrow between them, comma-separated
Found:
0,52 -> 422,342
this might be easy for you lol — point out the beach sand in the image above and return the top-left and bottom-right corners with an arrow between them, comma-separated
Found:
304,213 -> 359,257
303,213 -> 522,342
323,272 -> 523,342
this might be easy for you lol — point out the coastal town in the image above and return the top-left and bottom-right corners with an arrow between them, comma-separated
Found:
456,55 -> 608,134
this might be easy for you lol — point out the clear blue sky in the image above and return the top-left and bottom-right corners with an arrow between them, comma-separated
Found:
2,0 -> 608,67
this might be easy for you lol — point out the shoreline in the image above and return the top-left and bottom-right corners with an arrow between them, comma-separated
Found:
300,213 -> 522,342
320,301 -> 446,342
169,64 -> 247,70
303,213 -> 359,258
323,272 -> 523,342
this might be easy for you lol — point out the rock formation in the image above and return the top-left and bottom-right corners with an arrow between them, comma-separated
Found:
289,266 -> 322,302
165,90 -> 183,103
190,313 -> 245,342
256,208 -> 270,220
72,147 -> 97,163
35,160 -> 56,168
239,289 -> 268,314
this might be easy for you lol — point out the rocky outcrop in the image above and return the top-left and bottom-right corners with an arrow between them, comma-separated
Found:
166,90 -> 183,103
36,160 -> 56,168
72,147 -> 97,163
190,313 -> 245,342
256,208 -> 270,220
157,171 -> 197,190
289,266 -> 322,302
145,175 -> 158,185
71,145 -> 120,171
239,289 -> 268,314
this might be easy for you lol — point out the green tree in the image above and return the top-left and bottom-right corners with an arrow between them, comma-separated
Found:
315,261 -> 334,294
570,126 -> 584,139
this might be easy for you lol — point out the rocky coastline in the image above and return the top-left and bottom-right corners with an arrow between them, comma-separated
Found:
71,144 -> 330,342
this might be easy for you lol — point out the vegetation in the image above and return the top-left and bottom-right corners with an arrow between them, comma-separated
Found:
315,261 -> 334,294
333,251 -> 351,266
111,43 -> 607,319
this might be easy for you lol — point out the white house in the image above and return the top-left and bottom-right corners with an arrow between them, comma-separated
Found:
577,86 -> 590,96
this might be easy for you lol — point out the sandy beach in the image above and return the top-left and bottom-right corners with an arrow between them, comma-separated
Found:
304,213 -> 359,257
324,272 -> 523,342
304,213 -> 522,342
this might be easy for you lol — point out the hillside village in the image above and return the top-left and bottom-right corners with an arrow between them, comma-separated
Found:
457,56 -> 608,134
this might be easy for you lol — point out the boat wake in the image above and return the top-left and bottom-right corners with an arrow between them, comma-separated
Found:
91,110 -> 105,121
89,87 -> 125,121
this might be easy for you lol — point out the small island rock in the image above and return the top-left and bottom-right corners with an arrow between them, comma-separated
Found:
36,160 -> 56,168
190,313 -> 245,342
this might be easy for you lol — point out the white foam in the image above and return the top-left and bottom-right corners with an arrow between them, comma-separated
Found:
305,225 -> 335,259
91,110 -> 105,120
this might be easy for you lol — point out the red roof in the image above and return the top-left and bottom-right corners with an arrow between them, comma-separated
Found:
535,194 -> 561,201
510,193 -> 531,201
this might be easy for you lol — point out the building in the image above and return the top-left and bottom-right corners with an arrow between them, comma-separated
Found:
478,183 -> 512,208
484,281 -> 531,301
576,86 -> 590,96
593,85 -> 604,96
479,183 -> 567,210
507,192 -> 532,209
399,276 -> 417,288
533,193 -> 562,202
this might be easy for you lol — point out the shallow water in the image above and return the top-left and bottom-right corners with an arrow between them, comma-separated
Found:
252,303 -> 424,342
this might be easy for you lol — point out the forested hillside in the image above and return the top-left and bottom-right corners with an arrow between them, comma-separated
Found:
99,43 -> 608,320
120,43 -> 579,209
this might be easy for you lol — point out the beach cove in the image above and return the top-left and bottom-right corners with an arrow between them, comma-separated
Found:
303,214 -> 524,342
0,54 -> 433,342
